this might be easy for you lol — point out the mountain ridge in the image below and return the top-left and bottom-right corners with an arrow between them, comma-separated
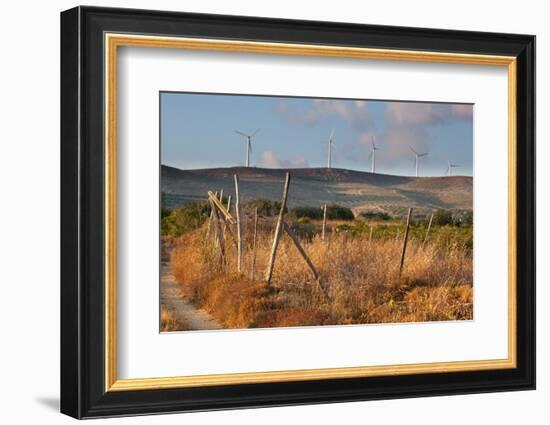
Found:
161,165 -> 473,214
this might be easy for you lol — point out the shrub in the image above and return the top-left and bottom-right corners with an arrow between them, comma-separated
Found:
432,209 -> 473,227
361,210 -> 391,221
326,204 -> 354,220
161,202 -> 208,236
433,209 -> 453,226
463,210 -> 473,226
292,206 -> 323,220
292,222 -> 316,239
247,199 -> 286,216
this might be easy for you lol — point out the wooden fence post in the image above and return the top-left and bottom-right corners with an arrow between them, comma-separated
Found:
226,195 -> 232,215
222,195 -> 231,240
422,213 -> 434,248
399,208 -> 413,276
210,200 -> 226,266
250,207 -> 258,280
283,221 -> 320,281
234,175 -> 242,274
205,190 -> 218,243
207,191 -> 235,223
369,225 -> 373,242
265,172 -> 291,284
321,203 -> 327,240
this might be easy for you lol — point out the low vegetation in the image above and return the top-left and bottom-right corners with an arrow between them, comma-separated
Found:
361,210 -> 391,221
161,202 -> 209,237
160,304 -> 188,332
166,203 -> 473,330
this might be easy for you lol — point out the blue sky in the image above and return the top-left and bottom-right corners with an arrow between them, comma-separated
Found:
160,92 -> 473,177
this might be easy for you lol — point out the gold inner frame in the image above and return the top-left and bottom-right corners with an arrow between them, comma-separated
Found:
104,33 -> 517,392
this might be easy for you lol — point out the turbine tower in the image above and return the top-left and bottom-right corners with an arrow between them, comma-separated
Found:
446,160 -> 460,176
410,146 -> 428,177
368,137 -> 379,173
234,129 -> 260,167
327,128 -> 335,168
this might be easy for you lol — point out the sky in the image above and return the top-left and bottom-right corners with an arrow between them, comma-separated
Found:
160,92 -> 473,177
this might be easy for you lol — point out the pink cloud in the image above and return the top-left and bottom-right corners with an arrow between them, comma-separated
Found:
259,151 -> 309,169
275,99 -> 372,131
387,102 -> 473,126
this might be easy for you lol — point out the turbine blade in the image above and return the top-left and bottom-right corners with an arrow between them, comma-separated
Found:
329,128 -> 335,141
234,130 -> 248,137
251,128 -> 260,137
409,146 -> 418,155
248,139 -> 253,153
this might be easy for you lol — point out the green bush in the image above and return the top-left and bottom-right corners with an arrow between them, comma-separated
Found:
433,209 -> 453,226
161,202 -> 209,236
247,199 -> 287,216
291,206 -> 323,220
432,209 -> 473,227
291,222 -> 316,240
326,204 -> 354,221
361,210 -> 391,221
464,211 -> 473,225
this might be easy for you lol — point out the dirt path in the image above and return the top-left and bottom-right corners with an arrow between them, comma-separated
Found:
160,263 -> 222,331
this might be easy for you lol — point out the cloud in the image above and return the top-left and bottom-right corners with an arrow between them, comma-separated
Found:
450,104 -> 474,120
259,151 -> 309,169
274,99 -> 373,131
386,102 -> 473,126
346,126 -> 428,170
345,101 -> 472,167
369,102 -> 470,157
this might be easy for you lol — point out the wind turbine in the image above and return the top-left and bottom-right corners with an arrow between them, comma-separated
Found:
326,128 -> 335,168
410,146 -> 428,177
445,160 -> 460,176
368,137 -> 379,173
234,129 -> 260,167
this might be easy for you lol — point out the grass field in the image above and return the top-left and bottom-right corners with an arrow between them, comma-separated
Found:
160,304 -> 189,332
165,202 -> 473,330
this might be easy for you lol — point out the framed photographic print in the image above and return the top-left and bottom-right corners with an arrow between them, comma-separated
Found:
60,6 -> 535,419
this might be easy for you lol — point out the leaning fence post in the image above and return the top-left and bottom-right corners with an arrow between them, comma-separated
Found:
250,207 -> 258,280
265,172 -> 291,284
234,175 -> 242,274
210,199 -> 226,267
399,208 -> 413,276
222,195 -> 231,240
283,221 -> 320,281
422,213 -> 434,248
205,190 -> 218,243
226,195 -> 232,215
321,203 -> 327,240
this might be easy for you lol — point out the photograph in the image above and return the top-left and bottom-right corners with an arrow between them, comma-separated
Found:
159,92 -> 474,332
57,5 -> 536,418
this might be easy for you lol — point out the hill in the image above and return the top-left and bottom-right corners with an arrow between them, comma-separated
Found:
161,165 -> 472,215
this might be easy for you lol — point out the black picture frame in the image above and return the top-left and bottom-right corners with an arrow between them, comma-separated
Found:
61,5 -> 535,419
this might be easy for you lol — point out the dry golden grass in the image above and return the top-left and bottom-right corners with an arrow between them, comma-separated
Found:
160,304 -> 188,332
170,220 -> 472,329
